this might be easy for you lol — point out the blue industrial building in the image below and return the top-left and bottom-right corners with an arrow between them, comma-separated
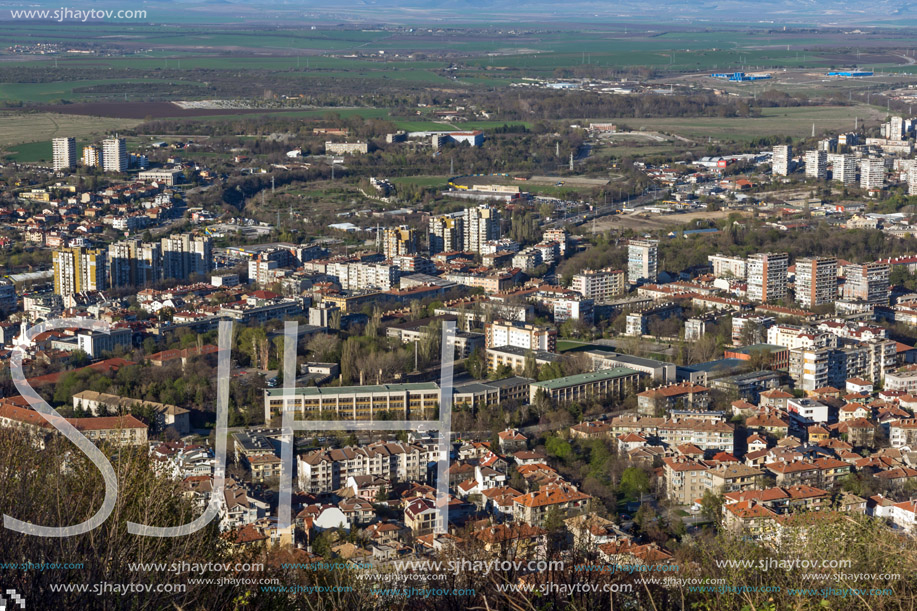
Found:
711,71 -> 772,82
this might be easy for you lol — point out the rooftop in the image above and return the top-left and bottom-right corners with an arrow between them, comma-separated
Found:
531,367 -> 640,390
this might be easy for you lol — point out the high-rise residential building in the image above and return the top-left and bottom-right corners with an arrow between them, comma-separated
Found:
382,225 -> 417,258
428,213 -> 464,255
464,204 -> 501,253
833,154 -> 857,186
52,137 -> 76,171
843,262 -> 890,305
108,240 -> 137,288
804,150 -> 827,180
53,247 -> 108,296
772,145 -> 792,176
102,138 -> 127,172
794,257 -> 837,308
747,253 -> 789,303
161,234 -> 213,280
137,242 -> 163,286
909,167 -> 917,197
627,239 -> 658,285
82,145 -> 101,168
708,254 -> 747,279
888,116 -> 905,141
860,158 -> 885,191
108,239 -> 162,288
571,268 -> 625,302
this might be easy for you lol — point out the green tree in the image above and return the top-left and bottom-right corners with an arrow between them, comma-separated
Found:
619,466 -> 650,501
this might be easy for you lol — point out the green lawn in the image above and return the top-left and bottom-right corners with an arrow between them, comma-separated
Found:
557,340 -> 590,353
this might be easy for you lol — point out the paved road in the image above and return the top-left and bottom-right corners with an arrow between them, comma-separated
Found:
543,191 -> 664,230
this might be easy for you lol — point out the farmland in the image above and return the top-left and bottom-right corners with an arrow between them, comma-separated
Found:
611,104 -> 890,143
0,112 -> 140,148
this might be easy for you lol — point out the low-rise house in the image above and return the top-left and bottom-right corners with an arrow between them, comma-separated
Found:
472,523 -> 547,559
888,500 -> 917,534
497,429 -> 529,453
404,498 -> 439,535
723,500 -> 780,540
890,419 -> 917,449
481,486 -> 522,518
512,484 -> 591,527
339,498 -> 375,525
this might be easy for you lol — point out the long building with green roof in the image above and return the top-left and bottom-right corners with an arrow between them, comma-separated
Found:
529,367 -> 642,403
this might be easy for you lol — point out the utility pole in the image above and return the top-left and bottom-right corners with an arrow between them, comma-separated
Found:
272,176 -> 275,194
569,152 -> 574,172
556,142 -> 560,157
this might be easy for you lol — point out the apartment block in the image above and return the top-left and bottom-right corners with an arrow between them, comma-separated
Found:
772,144 -> 792,176
627,239 -> 658,285
102,137 -> 127,172
82,145 -> 101,168
108,238 -> 162,288
571,268 -> 625,302
832,154 -> 857,185
325,141 -> 368,155
662,457 -> 710,505
428,213 -> 464,255
794,257 -> 837,308
860,158 -> 885,191
708,254 -> 747,279
53,246 -> 107,296
382,225 -> 417,258
804,150 -> 827,180
161,234 -> 213,280
52,137 -> 76,171
747,253 -> 788,303
843,262 -> 889,305
485,320 -> 556,351
297,441 -> 437,493
464,205 -> 502,253
605,415 -> 735,452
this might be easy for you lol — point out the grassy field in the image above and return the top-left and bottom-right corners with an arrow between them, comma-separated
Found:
594,209 -> 750,233
6,139 -> 84,163
557,340 -> 590,353
0,112 -> 140,148
609,104 -> 888,142
0,79 -> 201,103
